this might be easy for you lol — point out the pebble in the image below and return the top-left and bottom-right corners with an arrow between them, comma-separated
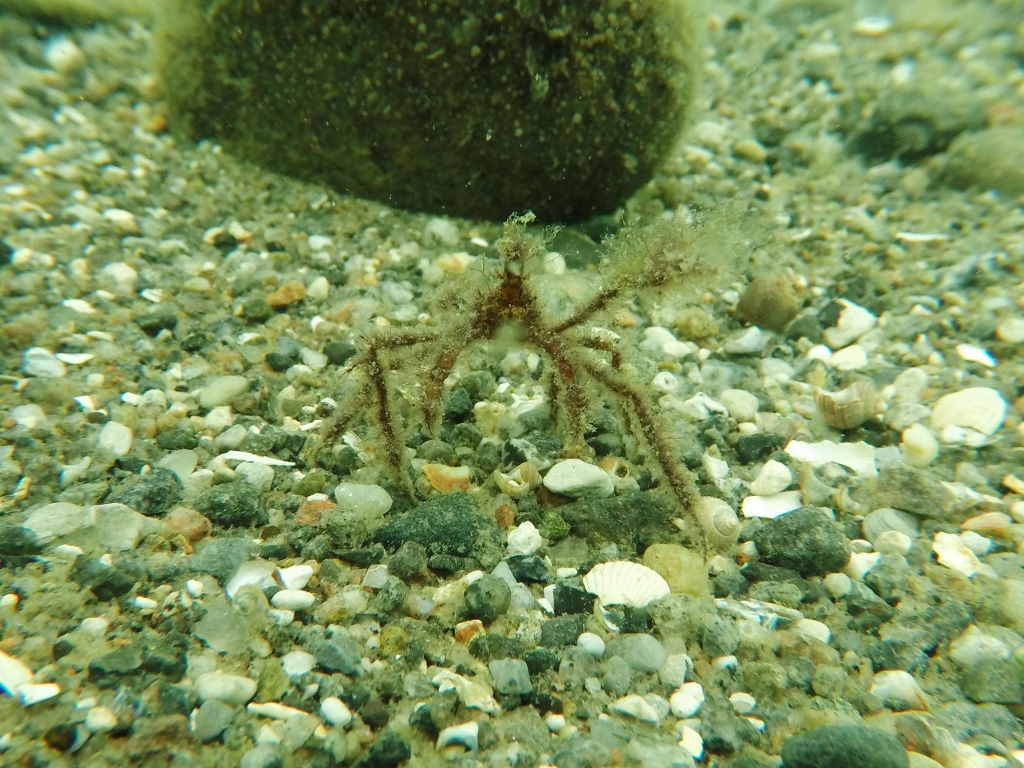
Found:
822,300 -> 877,349
266,280 -> 306,309
195,672 -> 257,706
869,670 -> 928,711
996,317 -> 1024,343
194,700 -> 235,743
863,507 -> 920,543
658,654 -> 692,689
334,482 -> 393,516
741,490 -> 803,519
84,706 -> 119,734
780,725 -> 909,768
488,659 -> 532,696
506,521 -> 542,556
198,376 -> 250,410
932,532 -> 980,577
577,632 -> 606,658
44,36 -> 86,73
729,691 -> 757,714
749,459 -> 792,496
319,696 -> 353,727
669,682 -> 705,718
606,634 -> 666,674
719,388 -> 759,422
542,459 -> 614,499
722,326 -> 766,355
287,651 -> 328,687
949,625 -> 1011,668
0,650 -> 34,696
792,618 -> 832,644
97,420 -> 133,456
18,683 -> 60,706
22,347 -> 65,378
610,693 -> 667,723
234,461 -> 274,492
437,721 -> 479,752
751,507 -> 852,576
271,589 -> 315,611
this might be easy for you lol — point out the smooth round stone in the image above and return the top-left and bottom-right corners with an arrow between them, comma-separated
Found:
334,483 -> 392,516
320,696 -> 352,727
823,572 -> 853,598
658,654 -> 693,689
84,706 -> 118,734
543,459 -> 614,499
609,693 -> 668,723
198,375 -> 250,410
577,632 -> 606,658
270,589 -> 316,611
44,37 -> 86,73
900,423 -> 939,467
749,459 -> 793,496
863,508 -> 920,544
720,388 -> 759,422
670,682 -> 704,718
97,421 -> 133,456
235,461 -> 274,492
22,347 -> 65,378
277,564 -> 314,591
280,650 -> 317,678
606,633 -> 667,674
195,672 -> 257,706
780,725 -> 908,768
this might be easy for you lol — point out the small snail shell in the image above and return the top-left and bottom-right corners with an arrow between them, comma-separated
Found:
814,380 -> 882,430
695,496 -> 741,550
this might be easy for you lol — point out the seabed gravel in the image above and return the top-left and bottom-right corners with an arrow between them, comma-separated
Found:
1,1 -> 1024,767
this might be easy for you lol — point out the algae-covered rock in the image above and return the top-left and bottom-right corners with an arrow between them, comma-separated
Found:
155,0 -> 701,222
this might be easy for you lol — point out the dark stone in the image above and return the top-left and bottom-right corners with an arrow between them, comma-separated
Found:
555,492 -> 674,554
961,658 -> 1024,704
426,554 -> 474,573
552,583 -> 596,616
469,633 -> 524,663
443,388 -> 474,422
0,522 -> 41,561
156,429 -> 199,450
557,646 -> 600,690
854,464 -> 957,519
416,439 -> 455,463
194,480 -> 269,527
52,637 -> 74,660
524,647 -> 561,675
539,615 -> 586,648
189,537 -> 259,585
462,573 -> 511,624
751,507 -> 851,577
505,554 -> 550,584
353,730 -> 411,768
533,691 -> 563,715
741,561 -> 809,588
359,693 -> 390,729
69,555 -> 135,601
369,576 -> 407,614
374,493 -> 504,569
336,544 -> 386,567
135,310 -> 179,336
241,296 -> 274,323
313,633 -> 362,676
140,638 -> 187,681
109,467 -> 184,516
89,645 -> 144,687
409,690 -> 459,739
843,582 -> 896,632
388,540 -> 428,582
780,725 -> 908,768
735,433 -> 785,464
323,341 -> 356,366
144,680 -> 194,716
193,699 -> 235,743
552,733 -> 611,768
44,723 -> 78,752
864,553 -> 912,605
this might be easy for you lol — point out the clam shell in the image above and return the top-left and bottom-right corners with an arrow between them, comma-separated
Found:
960,511 -> 1012,536
695,496 -> 741,549
582,561 -> 670,609
814,380 -> 881,430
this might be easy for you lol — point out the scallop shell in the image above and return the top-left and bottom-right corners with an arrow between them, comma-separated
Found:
424,463 -> 471,492
582,561 -> 670,609
695,496 -> 741,549
960,512 -> 1012,536
814,380 -> 882,430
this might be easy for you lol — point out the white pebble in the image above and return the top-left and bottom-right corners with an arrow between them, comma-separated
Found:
722,326 -> 766,355
546,714 -> 566,732
281,651 -> 317,679
195,673 -> 257,706
270,589 -> 316,611
22,347 -> 65,378
678,724 -> 704,760
246,702 -> 307,720
132,596 -> 158,610
823,572 -> 853,598
44,37 -> 85,73
307,276 -> 330,300
874,530 -> 912,556
102,208 -> 138,234
85,706 -> 118,733
507,521 -> 543,557
749,460 -> 792,496
900,423 -> 939,467
79,617 -> 109,637
960,530 -> 991,556
320,696 -> 352,727
741,491 -> 802,519
996,317 -> 1024,344
577,632 -> 606,658
845,551 -> 881,581
949,625 -> 1011,668
268,609 -> 295,626
853,15 -> 892,36
956,343 -> 996,368
932,532 -> 980,577
869,670 -> 928,711
823,300 -> 877,349
670,682 -> 705,718
277,564 -> 314,591
610,694 -> 666,723
97,421 -> 133,457
437,720 -> 479,751
543,459 -> 614,499
792,618 -> 832,645
100,262 -> 138,291
17,683 -> 60,706
184,579 -> 204,598
729,692 -> 757,714
362,564 -> 389,590
0,650 -> 33,696
720,389 -> 759,422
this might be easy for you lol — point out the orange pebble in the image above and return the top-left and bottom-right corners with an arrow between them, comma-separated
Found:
454,619 -> 484,644
266,280 -> 306,309
494,504 -> 515,529
296,499 -> 335,526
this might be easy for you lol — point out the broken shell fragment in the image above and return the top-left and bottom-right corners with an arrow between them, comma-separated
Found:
582,561 -> 671,609
930,387 -> 1007,437
960,512 -> 1012,537
695,496 -> 741,549
492,462 -> 540,497
814,380 -> 882,430
424,463 -> 471,492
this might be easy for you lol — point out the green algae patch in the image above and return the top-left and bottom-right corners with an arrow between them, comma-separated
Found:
155,0 -> 701,222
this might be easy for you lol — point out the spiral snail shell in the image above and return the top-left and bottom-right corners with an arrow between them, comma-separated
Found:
695,496 -> 741,550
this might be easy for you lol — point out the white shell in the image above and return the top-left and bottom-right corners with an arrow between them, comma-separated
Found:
437,720 -> 479,752
582,561 -> 670,609
932,532 -> 980,577
17,682 -> 60,706
695,496 -> 741,548
930,387 -> 1007,437
869,670 -> 928,712
0,650 -> 33,696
